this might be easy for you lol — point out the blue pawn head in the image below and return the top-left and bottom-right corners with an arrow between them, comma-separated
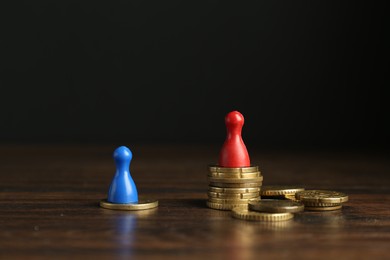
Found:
107,146 -> 138,204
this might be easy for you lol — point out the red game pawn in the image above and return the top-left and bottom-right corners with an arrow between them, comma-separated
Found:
219,111 -> 250,167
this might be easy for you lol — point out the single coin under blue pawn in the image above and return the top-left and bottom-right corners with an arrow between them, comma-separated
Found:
100,146 -> 158,211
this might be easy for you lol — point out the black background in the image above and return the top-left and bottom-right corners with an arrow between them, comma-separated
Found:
0,1 -> 387,149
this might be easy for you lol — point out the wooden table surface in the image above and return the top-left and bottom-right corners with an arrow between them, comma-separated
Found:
0,144 -> 389,259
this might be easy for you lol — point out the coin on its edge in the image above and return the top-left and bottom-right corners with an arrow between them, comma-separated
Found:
231,207 -> 294,221
248,199 -> 304,213
295,190 -> 348,204
100,199 -> 158,211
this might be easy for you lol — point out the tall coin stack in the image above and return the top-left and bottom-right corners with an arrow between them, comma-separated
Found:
206,165 -> 263,210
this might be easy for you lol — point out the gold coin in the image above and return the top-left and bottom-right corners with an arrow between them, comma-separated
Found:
209,197 -> 251,204
210,182 -> 262,188
208,171 -> 261,179
208,191 -> 259,199
260,186 -> 305,196
231,207 -> 294,221
208,176 -> 263,183
100,199 -> 158,211
206,201 -> 247,211
209,186 -> 261,194
302,202 -> 342,207
248,199 -> 304,213
295,190 -> 348,204
305,205 -> 342,211
209,165 -> 259,173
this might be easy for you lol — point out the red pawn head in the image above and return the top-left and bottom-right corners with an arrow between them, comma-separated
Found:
219,111 -> 250,167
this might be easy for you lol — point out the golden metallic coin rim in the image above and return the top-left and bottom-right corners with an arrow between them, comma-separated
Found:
260,186 -> 305,196
208,176 -> 263,183
248,199 -> 304,213
305,204 -> 342,211
209,187 -> 261,193
231,207 -> 294,221
208,165 -> 259,173
207,191 -> 259,199
208,171 -> 261,179
206,201 -> 247,211
209,197 -> 251,204
295,190 -> 349,204
100,199 -> 158,211
302,202 -> 342,207
210,182 -> 262,188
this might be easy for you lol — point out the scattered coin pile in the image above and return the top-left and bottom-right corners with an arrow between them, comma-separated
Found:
207,183 -> 349,221
295,190 -> 349,211
206,166 -> 263,210
229,186 -> 349,221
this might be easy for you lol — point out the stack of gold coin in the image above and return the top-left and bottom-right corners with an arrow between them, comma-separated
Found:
207,165 -> 263,210
295,190 -> 349,211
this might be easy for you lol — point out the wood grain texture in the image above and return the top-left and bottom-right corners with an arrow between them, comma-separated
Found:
0,144 -> 389,259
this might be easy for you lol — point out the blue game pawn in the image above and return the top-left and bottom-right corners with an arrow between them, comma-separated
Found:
107,146 -> 138,204
100,146 -> 158,211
